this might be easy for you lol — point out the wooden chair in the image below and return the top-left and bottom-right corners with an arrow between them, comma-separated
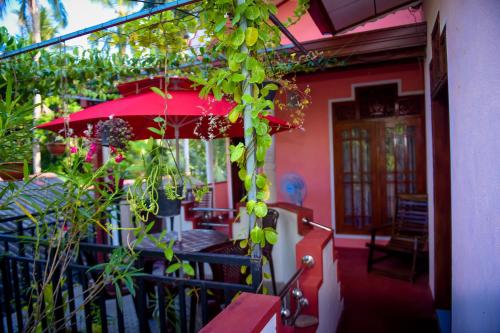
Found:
203,241 -> 246,319
262,209 -> 279,295
366,194 -> 428,282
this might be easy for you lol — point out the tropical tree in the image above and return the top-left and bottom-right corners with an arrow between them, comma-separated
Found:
0,0 -> 67,173
0,0 -> 67,42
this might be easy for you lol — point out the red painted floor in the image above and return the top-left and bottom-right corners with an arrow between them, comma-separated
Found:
336,248 -> 439,333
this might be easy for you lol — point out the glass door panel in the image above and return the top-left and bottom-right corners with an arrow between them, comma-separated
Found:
384,124 -> 419,223
335,126 -> 374,232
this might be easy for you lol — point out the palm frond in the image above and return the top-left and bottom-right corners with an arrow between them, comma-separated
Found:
47,0 -> 67,27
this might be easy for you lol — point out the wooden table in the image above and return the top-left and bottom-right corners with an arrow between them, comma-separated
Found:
137,229 -> 228,253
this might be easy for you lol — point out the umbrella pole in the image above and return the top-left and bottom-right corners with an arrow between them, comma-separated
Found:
175,128 -> 182,242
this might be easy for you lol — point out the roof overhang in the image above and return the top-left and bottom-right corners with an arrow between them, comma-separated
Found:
281,22 -> 426,69
309,0 -> 421,35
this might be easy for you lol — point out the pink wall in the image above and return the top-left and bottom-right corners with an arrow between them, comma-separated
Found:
275,62 -> 424,229
276,0 -> 326,44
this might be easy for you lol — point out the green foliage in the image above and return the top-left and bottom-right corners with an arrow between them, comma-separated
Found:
0,76 -> 35,162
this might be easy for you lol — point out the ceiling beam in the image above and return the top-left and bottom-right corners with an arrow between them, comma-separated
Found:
0,0 -> 202,60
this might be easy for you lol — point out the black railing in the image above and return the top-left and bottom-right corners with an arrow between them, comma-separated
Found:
0,233 -> 260,333
279,254 -> 315,327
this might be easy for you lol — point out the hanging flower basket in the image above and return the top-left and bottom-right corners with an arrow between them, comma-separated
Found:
46,142 -> 66,156
0,162 -> 25,181
94,117 -> 133,148
157,185 -> 183,217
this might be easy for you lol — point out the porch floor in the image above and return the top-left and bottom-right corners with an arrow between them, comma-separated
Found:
336,248 -> 439,333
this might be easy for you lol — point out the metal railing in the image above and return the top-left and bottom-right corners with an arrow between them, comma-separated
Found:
279,255 -> 315,327
0,233 -> 260,333
302,217 -> 334,232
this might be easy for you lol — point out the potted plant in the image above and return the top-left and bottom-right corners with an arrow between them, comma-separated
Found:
45,134 -> 66,156
0,77 -> 35,180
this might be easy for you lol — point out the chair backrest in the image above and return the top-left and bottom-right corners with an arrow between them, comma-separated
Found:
261,209 -> 279,258
393,194 -> 428,241
206,241 -> 246,284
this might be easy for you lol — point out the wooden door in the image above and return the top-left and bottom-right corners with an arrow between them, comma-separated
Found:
332,85 -> 426,234
334,122 -> 379,234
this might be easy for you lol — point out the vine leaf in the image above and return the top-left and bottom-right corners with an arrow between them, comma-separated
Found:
246,199 -> 256,214
254,201 -> 268,218
264,229 -> 278,245
230,142 -> 245,162
150,87 -> 165,98
245,27 -> 258,47
232,28 -> 245,47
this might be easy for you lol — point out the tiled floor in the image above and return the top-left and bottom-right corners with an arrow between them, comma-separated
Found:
336,248 -> 439,333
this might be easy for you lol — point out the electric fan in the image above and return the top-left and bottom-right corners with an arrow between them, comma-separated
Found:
280,173 -> 307,206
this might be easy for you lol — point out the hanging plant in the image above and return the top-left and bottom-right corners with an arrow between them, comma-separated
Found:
94,117 -> 134,149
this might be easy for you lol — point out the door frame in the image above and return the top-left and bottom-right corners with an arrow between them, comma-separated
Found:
327,79 -> 425,234
332,115 -> 426,234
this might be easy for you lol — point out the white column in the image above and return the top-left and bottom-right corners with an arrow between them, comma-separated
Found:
225,138 -> 234,216
205,140 -> 215,207
32,94 -> 42,174
183,139 -> 190,176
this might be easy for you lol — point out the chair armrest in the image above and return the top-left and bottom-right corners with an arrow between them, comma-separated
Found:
368,223 -> 392,245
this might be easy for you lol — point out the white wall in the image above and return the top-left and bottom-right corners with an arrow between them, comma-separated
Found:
424,0 -> 500,331
317,240 -> 343,333
260,314 -> 277,333
232,207 -> 303,285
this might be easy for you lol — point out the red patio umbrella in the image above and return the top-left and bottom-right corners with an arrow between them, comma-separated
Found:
37,77 -> 293,141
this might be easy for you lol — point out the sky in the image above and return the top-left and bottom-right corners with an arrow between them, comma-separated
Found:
0,0 -> 140,47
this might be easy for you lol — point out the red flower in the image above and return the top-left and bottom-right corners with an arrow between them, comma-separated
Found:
115,154 -> 124,163
70,146 -> 78,154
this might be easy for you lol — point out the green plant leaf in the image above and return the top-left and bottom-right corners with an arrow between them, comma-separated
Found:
232,28 -> 245,47
250,225 -> 263,244
238,168 -> 247,181
164,247 -> 173,261
254,202 -> 268,218
256,174 -> 266,189
265,229 -> 278,245
231,73 -> 246,82
166,263 -> 181,274
230,143 -> 245,162
250,64 -> 265,83
148,127 -> 164,136
183,263 -> 195,276
150,87 -> 165,98
246,200 -> 256,214
215,16 -> 227,32
245,27 -> 258,46
245,6 -> 260,20
234,53 -> 247,63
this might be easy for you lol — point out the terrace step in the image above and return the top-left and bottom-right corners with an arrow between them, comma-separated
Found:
294,314 -> 319,328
